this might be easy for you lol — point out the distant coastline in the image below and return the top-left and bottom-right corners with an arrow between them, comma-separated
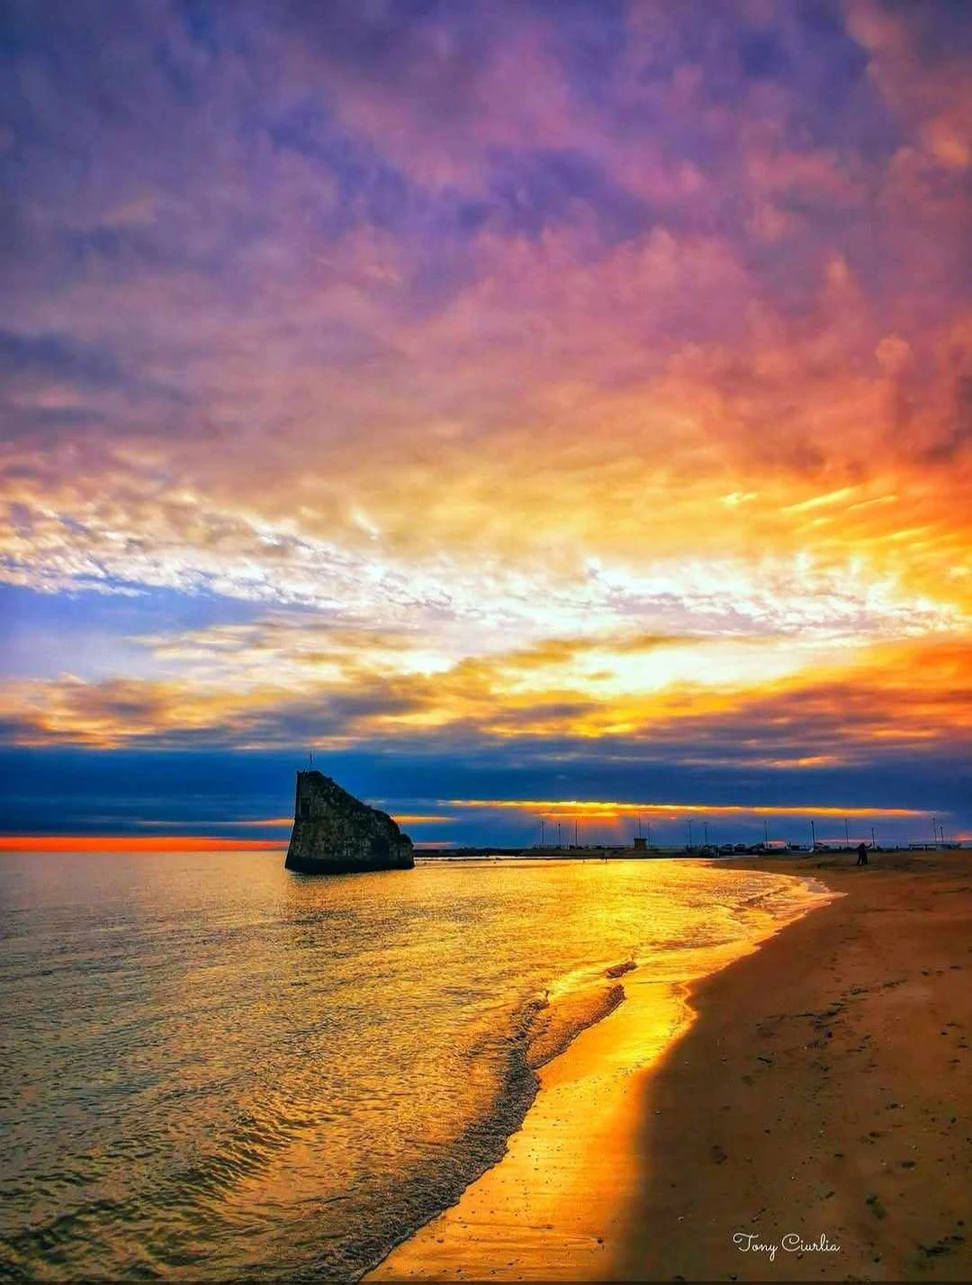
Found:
1,835 -> 966,855
414,841 -> 967,859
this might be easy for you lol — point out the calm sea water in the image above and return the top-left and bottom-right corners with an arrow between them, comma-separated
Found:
0,851 -> 820,1281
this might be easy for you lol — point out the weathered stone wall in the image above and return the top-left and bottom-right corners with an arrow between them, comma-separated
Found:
285,771 -> 414,874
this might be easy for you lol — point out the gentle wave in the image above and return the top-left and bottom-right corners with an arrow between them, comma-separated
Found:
521,970 -> 630,1071
0,851 -> 826,1282
350,961 -> 634,1282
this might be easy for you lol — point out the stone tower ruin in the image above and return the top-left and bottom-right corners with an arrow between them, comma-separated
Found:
285,770 -> 415,875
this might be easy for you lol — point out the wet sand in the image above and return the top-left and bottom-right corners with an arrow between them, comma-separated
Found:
367,850 -> 972,1282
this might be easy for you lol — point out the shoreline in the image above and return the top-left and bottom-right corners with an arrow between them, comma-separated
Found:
366,850 -> 972,1282
364,864 -> 833,1282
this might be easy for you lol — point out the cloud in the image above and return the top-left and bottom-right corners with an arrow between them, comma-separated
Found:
1,0 -> 971,833
2,627 -> 970,782
0,329 -> 123,388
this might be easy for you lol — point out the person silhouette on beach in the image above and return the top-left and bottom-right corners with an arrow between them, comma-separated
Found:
856,842 -> 869,866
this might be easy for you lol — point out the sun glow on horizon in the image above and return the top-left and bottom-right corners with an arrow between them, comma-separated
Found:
438,800 -> 934,821
0,836 -> 285,852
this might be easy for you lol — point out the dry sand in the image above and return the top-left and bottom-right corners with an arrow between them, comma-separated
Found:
367,850 -> 972,1282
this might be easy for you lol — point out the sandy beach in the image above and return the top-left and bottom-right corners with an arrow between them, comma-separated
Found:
368,850 -> 972,1282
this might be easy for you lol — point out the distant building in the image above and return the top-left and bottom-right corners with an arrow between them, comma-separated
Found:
633,835 -> 647,850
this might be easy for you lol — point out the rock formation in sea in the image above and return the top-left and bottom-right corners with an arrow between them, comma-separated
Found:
284,770 -> 415,874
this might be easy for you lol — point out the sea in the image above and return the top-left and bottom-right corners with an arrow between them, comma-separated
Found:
0,850 -> 825,1281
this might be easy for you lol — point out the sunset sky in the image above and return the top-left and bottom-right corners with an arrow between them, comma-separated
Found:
2,0 -> 971,848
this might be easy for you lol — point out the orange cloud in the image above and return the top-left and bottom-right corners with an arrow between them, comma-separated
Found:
2,629 -> 970,769
440,799 -> 930,821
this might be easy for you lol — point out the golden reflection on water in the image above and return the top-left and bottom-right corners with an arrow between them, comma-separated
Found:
0,851 -> 821,1281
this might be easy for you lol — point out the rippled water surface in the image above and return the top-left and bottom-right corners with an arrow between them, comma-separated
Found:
0,850 -> 818,1280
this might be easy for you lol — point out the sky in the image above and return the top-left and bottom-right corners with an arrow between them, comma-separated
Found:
1,0 -> 971,849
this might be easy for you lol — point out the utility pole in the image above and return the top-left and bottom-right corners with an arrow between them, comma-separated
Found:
688,818 -> 693,848
810,819 -> 816,849
541,818 -> 545,847
844,817 -> 850,847
575,818 -> 579,848
764,819 -> 769,844
558,821 -> 562,849
647,820 -> 651,850
703,820 -> 709,848
871,826 -> 876,848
